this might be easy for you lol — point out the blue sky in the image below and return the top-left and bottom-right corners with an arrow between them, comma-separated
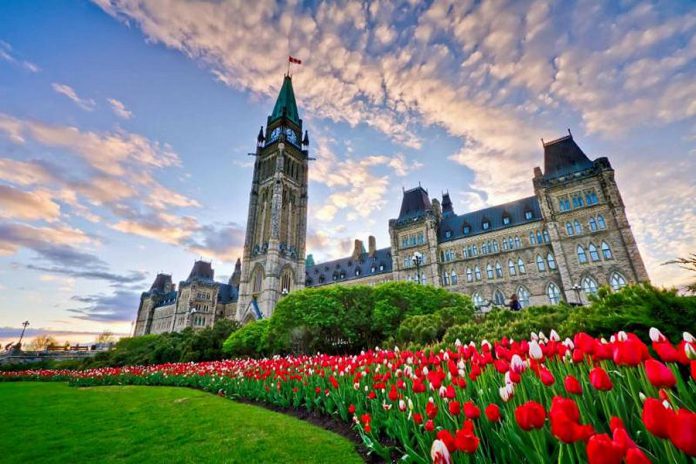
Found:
0,0 -> 694,344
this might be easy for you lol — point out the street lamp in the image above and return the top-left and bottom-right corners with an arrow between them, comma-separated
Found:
571,284 -> 583,306
411,251 -> 423,285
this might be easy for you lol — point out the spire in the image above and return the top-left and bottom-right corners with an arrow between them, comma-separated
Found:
229,258 -> 241,288
257,126 -> 265,144
270,75 -> 299,125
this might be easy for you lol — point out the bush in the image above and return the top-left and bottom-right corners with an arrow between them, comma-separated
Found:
222,319 -> 270,357
396,304 -> 475,345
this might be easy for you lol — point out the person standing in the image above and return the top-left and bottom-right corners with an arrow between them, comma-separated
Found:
509,294 -> 521,311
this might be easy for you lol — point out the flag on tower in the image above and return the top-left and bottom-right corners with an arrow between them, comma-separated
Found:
288,56 -> 302,65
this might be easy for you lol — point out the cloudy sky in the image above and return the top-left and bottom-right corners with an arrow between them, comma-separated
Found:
0,1 -> 694,344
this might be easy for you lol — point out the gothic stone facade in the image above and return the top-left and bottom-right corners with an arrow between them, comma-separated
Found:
135,76 -> 649,336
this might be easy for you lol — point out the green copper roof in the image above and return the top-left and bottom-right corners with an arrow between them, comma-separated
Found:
270,75 -> 299,124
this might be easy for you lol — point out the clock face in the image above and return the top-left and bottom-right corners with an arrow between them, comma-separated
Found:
269,127 -> 281,142
285,127 -> 298,145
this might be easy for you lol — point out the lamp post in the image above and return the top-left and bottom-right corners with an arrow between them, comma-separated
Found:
17,320 -> 29,350
571,284 -> 583,306
411,251 -> 423,285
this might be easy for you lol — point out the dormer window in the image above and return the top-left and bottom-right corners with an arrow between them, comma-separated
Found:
379,264 -> 384,271
482,220 -> 490,230
524,210 -> 533,220
463,225 -> 471,234
502,215 -> 510,225
355,269 -> 361,276
445,230 -> 452,238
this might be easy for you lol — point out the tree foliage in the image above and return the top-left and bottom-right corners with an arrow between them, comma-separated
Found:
222,319 -> 270,357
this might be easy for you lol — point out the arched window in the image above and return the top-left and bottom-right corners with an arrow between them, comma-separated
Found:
508,259 -> 516,276
547,282 -> 561,304
537,231 -> 543,244
517,286 -> 530,308
529,232 -> 536,245
495,262 -> 503,278
589,217 -> 597,232
442,272 -> 450,286
536,255 -> 546,272
474,266 -> 482,281
601,241 -> 613,259
589,243 -> 600,262
252,266 -> 264,293
502,238 -> 509,250
574,220 -> 582,235
597,215 -> 606,229
493,289 -> 506,306
547,253 -> 557,270
517,258 -> 526,274
486,263 -> 494,279
280,268 -> 294,294
582,276 -> 598,295
492,240 -> 499,253
543,229 -> 550,243
610,272 -> 627,291
451,270 -> 458,285
472,292 -> 484,308
577,245 -> 588,264
514,236 -> 521,249
466,267 -> 473,282
566,222 -> 574,236
472,245 -> 478,256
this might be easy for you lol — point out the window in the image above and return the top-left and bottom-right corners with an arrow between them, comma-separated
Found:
529,232 -> 536,245
582,276 -> 598,295
589,243 -> 600,262
492,240 -> 499,253
355,269 -> 361,276
537,231 -> 543,244
572,192 -> 584,209
566,222 -> 574,236
472,293 -> 484,308
610,272 -> 627,291
493,290 -> 506,306
536,255 -> 546,272
601,241 -> 613,259
547,283 -> 561,304
486,264 -> 494,279
517,258 -> 526,274
502,238 -> 509,251
417,232 -> 425,245
574,220 -> 582,235
558,195 -> 571,212
503,215 -> 510,225
514,236 -> 521,249
589,217 -> 597,232
495,262 -> 503,278
472,245 -> 478,256
585,189 -> 599,205
508,259 -> 516,276
252,266 -> 263,293
482,220 -> 490,230
577,245 -> 588,264
443,272 -> 450,286
451,271 -> 458,285
482,242 -> 489,254
525,210 -> 533,220
547,253 -> 557,270
543,229 -> 550,243
474,266 -> 482,281
517,286 -> 530,308
597,214 -> 606,229
463,225 -> 471,234
466,267 -> 473,282
445,230 -> 452,238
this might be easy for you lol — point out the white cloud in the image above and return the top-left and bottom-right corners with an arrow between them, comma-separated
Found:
0,41 -> 40,73
51,83 -> 96,111
107,98 -> 133,119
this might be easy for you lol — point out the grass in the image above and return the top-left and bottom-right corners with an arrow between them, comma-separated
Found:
0,382 -> 364,464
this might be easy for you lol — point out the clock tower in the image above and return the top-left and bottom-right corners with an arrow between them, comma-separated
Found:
237,75 -> 309,321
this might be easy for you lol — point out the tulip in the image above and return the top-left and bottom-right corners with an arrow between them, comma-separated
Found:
413,413 -> 423,424
426,400 -> 439,419
515,401 -> 546,431
642,397 -> 673,439
649,327 -> 666,343
644,359 -> 676,388
454,424 -> 480,453
499,384 -> 514,402
348,404 -> 356,414
564,375 -> 583,395
550,396 -> 594,443
425,419 -> 435,431
589,367 -> 613,391
529,340 -> 543,360
586,433 -> 624,464
485,404 -> 501,422
437,430 -> 456,452
430,439 -> 451,464
668,409 -> 696,456
538,367 -> 555,386
448,400 -> 461,416
463,401 -> 480,419
625,448 -> 652,464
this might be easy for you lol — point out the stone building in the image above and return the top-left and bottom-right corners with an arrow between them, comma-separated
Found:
134,75 -> 649,336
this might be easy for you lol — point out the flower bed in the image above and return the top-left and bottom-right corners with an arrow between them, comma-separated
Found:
3,329 -> 696,463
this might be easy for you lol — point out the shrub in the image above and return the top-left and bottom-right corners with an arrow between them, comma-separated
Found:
223,319 -> 270,357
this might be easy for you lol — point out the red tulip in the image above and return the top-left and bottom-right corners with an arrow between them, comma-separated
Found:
413,413 -> 423,425
642,398 -> 673,439
625,448 -> 652,464
485,404 -> 501,422
612,334 -> 649,366
388,384 -> 399,401
463,401 -> 480,419
448,400 -> 461,416
329,375 -> 339,389
539,367 -> 555,386
427,400 -> 439,419
589,367 -> 613,391
437,429 -> 456,452
645,359 -> 676,388
348,404 -> 356,414
444,384 -> 456,399
454,427 -> 479,453
668,409 -> 696,456
550,396 -> 594,443
425,419 -> 435,431
586,433 -> 623,464
691,360 -> 696,381
515,401 -> 546,431
564,375 -> 583,395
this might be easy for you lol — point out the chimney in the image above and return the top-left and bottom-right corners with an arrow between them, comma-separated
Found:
533,166 -> 543,178
352,239 -> 363,260
368,235 -> 376,257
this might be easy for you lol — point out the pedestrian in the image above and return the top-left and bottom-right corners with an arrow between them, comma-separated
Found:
509,293 -> 521,311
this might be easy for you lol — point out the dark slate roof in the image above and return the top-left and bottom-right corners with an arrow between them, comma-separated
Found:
441,192 -> 454,217
305,247 -> 393,287
150,273 -> 172,292
438,195 -> 542,242
543,134 -> 593,178
187,260 -> 214,282
217,283 -> 239,304
153,291 -> 177,309
397,186 -> 432,223
270,76 -> 300,125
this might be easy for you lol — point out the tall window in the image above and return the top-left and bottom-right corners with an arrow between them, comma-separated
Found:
442,272 -> 450,286
610,272 -> 627,291
482,220 -> 490,230
597,215 -> 606,229
572,192 -> 584,209
525,210 -> 533,220
514,236 -> 521,249
589,243 -> 600,262
547,283 -> 561,304
517,286 -> 530,308
537,231 -> 543,244
486,264 -> 494,279
474,266 -> 482,281
280,268 -> 294,294
536,255 -> 546,272
558,195 -> 571,212
252,266 -> 263,293
547,253 -> 557,270
508,259 -> 516,276
472,293 -> 484,308
529,232 -> 536,245
582,276 -> 598,295
493,289 -> 506,306
601,241 -> 613,259
574,220 -> 582,235
492,240 -> 499,253
589,217 -> 597,232
466,267 -> 473,282
585,190 -> 599,205
566,222 -> 574,236
502,238 -> 509,250
518,258 -> 526,274
495,262 -> 503,278
451,271 -> 458,285
577,245 -> 588,264
503,215 -> 510,225
543,229 -> 550,243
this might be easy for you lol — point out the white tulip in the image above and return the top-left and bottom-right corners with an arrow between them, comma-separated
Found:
617,331 -> 628,342
431,439 -> 451,464
649,327 -> 665,343
529,340 -> 543,360
685,343 -> 696,361
549,330 -> 560,342
684,332 -> 695,343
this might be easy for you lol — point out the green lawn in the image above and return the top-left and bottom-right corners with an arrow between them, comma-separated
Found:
0,382 -> 364,464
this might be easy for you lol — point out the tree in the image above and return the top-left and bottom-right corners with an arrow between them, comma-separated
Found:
664,253 -> 696,293
96,330 -> 115,344
29,335 -> 57,351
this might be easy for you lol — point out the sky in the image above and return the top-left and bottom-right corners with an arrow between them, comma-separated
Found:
0,0 -> 694,345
